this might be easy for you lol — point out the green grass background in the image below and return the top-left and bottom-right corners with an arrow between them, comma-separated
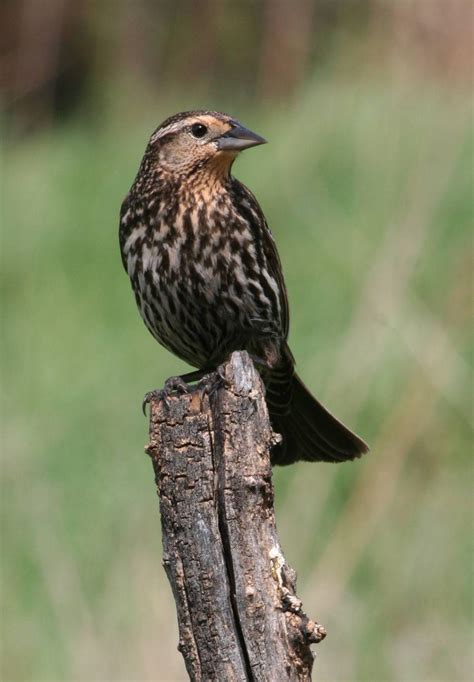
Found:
2,75 -> 472,681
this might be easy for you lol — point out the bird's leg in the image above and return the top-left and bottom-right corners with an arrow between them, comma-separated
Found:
142,370 -> 208,415
178,369 -> 208,384
142,355 -> 269,414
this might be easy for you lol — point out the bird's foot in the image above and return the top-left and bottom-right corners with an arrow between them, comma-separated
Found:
142,376 -> 190,415
196,365 -> 228,402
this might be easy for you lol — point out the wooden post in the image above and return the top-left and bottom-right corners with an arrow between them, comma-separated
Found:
146,351 -> 326,681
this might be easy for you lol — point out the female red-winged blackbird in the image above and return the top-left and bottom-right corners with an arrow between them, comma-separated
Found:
119,110 -> 368,465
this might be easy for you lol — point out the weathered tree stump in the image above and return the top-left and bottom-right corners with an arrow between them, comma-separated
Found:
146,351 -> 326,681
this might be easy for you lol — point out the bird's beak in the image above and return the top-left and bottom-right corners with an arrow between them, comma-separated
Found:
217,123 -> 267,152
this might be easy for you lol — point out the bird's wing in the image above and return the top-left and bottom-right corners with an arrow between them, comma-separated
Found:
231,179 -> 290,340
119,193 -> 133,272
260,213 -> 290,340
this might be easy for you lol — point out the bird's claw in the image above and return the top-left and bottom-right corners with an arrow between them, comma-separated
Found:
142,390 -> 160,416
142,367 -> 230,415
197,365 -> 228,402
142,376 -> 190,415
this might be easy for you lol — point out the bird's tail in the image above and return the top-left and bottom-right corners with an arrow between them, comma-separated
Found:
266,356 -> 369,465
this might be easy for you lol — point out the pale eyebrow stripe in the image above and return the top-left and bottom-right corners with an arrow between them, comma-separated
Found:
150,115 -> 229,144
150,121 -> 186,143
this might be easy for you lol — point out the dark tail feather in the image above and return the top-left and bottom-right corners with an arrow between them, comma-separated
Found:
268,373 -> 369,466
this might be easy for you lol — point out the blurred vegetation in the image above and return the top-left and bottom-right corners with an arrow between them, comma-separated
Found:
1,1 -> 472,681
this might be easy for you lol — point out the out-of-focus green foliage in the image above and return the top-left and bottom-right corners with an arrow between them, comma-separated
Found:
1,2 -> 472,680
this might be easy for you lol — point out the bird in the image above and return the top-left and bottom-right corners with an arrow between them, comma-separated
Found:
119,110 -> 368,465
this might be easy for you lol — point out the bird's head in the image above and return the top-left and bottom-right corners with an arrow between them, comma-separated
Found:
145,110 -> 266,180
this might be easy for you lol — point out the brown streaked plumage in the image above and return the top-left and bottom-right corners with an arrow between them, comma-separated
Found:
119,110 -> 368,465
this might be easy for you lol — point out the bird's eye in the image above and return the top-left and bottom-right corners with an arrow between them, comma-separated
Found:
191,123 -> 208,139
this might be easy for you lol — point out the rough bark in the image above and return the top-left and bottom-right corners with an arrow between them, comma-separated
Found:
146,351 -> 326,681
